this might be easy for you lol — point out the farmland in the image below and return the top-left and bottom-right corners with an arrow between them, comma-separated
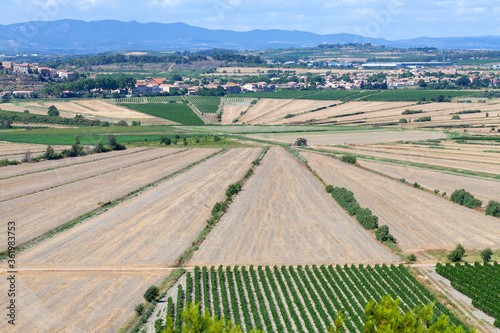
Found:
303,151 -> 500,252
146,264 -> 465,333
119,103 -> 204,125
189,147 -> 399,266
0,148 -> 218,249
186,96 -> 221,114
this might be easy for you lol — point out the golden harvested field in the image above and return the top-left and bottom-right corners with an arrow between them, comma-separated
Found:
359,160 -> 500,204
0,148 -> 218,249
239,99 -> 336,124
0,102 -> 75,118
0,147 -> 144,179
304,151 -> 500,252
322,145 -> 500,175
189,147 -> 400,266
0,142 -> 69,157
275,101 -> 413,125
221,106 -> 249,125
0,270 -> 165,333
249,129 -> 446,145
19,149 -> 259,268
0,148 -> 183,202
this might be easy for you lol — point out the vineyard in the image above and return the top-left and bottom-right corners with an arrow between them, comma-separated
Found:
118,103 -> 204,125
436,262 -> 500,327
111,96 -> 185,103
359,90 -> 475,102
295,89 -> 366,100
186,96 -> 222,114
158,264 -> 465,333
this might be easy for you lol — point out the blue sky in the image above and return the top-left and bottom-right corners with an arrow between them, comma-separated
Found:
2,0 -> 500,39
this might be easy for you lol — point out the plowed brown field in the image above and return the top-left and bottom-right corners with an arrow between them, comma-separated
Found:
304,151 -> 500,252
189,147 -> 399,266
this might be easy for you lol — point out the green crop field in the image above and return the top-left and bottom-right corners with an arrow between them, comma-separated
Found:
163,264 -> 466,333
227,90 -> 319,99
295,90 -> 363,100
186,96 -> 221,113
0,125 -> 190,145
436,262 -> 500,327
119,103 -> 204,125
359,90 -> 475,102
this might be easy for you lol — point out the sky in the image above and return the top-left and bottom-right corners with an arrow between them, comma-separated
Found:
2,0 -> 500,40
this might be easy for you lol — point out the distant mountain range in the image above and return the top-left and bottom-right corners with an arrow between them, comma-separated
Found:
1,19 -> 500,53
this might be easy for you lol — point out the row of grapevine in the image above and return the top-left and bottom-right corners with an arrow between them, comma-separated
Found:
150,264 -> 468,332
436,262 -> 500,327
186,96 -> 221,114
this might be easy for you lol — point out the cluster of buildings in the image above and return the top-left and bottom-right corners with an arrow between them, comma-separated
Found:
0,61 -> 76,79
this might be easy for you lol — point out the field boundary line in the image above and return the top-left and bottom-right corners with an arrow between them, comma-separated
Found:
0,148 -> 190,203
0,147 -> 150,181
0,148 -> 226,261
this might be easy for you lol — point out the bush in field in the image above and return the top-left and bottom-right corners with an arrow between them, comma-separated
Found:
160,136 -> 172,145
325,185 -> 334,193
447,244 -> 465,263
212,201 -> 228,217
407,254 -> 416,262
226,182 -> 243,197
356,207 -> 378,230
43,145 -> 63,160
480,248 -> 493,262
116,120 -> 128,126
486,200 -> 500,217
340,154 -> 356,164
295,137 -> 308,146
107,135 -> 126,150
450,189 -> 482,208
399,118 -> 408,123
414,116 -> 431,122
331,187 -> 360,216
375,225 -> 396,243
47,105 -> 59,116
135,303 -> 145,315
143,285 -> 160,303
452,115 -> 461,120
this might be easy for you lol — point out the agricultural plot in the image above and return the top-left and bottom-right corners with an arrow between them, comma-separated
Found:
0,270 -> 165,333
0,102 -> 76,118
239,99 -> 337,124
228,90 -> 319,99
221,106 -> 250,125
0,147 -> 145,179
359,160 -> 500,204
0,148 -> 182,202
436,262 -> 500,326
303,152 -> 500,252
189,147 -> 399,266
295,89 -> 367,100
325,145 -> 500,176
186,96 -> 221,114
120,103 -> 204,125
249,129 -> 445,146
0,142 -> 68,158
19,149 -> 260,268
0,148 -> 218,249
148,264 -> 465,333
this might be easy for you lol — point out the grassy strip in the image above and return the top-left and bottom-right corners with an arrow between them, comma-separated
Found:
119,268 -> 186,333
283,145 -> 307,164
174,146 -> 270,267
0,149 -> 226,261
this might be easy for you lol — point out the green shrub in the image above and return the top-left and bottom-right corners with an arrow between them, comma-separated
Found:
107,135 -> 126,150
451,115 -> 460,120
480,248 -> 493,262
356,208 -> 379,230
143,285 -> 160,303
375,225 -> 396,243
226,182 -> 243,197
402,110 -> 423,115
331,187 -> 360,216
450,189 -> 482,208
447,244 -> 465,262
211,201 -> 228,216
414,116 -> 431,122
399,118 -> 408,123
325,185 -> 334,193
340,154 -> 357,164
486,200 -> 500,217
295,137 -> 307,146
407,254 -> 416,262
135,303 -> 145,315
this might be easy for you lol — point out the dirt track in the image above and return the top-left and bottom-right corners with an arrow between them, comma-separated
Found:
359,160 -> 500,204
0,148 -> 184,202
189,147 -> 399,266
0,148 -> 218,249
19,149 -> 260,268
304,152 -> 500,252
0,270 -> 165,333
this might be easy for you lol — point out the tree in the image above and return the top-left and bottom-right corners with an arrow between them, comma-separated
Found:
160,136 -> 172,145
447,244 -> 465,262
107,135 -> 126,150
375,225 -> 396,243
340,155 -> 356,164
1,94 -> 10,103
486,200 -> 500,217
295,137 -> 308,146
48,105 -> 59,116
450,189 -> 482,209
143,285 -> 160,303
480,248 -> 493,262
417,79 -> 427,88
363,295 -> 467,332
135,303 -> 145,315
